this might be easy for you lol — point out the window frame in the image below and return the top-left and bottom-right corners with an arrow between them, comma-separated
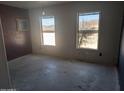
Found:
76,11 -> 101,50
40,16 -> 56,46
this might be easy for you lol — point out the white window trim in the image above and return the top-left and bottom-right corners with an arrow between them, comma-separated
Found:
40,16 -> 56,46
76,11 -> 101,50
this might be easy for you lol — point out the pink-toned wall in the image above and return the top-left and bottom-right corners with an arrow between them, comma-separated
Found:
0,4 -> 32,61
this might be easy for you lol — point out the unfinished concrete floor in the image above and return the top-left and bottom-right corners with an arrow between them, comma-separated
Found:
8,54 -> 119,91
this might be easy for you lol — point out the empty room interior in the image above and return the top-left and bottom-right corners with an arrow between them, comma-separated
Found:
1,1 -> 124,91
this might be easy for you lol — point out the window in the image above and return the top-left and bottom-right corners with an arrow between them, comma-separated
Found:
77,12 -> 100,49
41,16 -> 55,46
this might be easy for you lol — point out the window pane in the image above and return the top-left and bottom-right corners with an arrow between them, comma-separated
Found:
41,16 -> 56,46
79,12 -> 99,30
42,33 -> 55,46
42,16 -> 55,32
78,12 -> 99,49
78,32 -> 98,49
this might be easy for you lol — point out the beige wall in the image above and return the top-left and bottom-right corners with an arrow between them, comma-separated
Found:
29,2 -> 124,65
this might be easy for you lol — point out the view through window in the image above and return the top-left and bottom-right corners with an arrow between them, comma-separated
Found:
78,12 -> 100,49
41,16 -> 55,46
78,12 -> 99,49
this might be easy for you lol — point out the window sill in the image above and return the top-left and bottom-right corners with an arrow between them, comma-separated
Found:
76,47 -> 98,51
40,45 -> 56,47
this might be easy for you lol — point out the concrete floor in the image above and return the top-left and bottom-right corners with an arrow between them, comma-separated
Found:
8,54 -> 119,91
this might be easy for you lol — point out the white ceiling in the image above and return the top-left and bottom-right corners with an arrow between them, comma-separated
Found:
0,1 -> 69,9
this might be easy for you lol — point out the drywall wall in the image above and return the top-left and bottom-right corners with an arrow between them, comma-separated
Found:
29,2 -> 124,65
0,17 -> 11,89
0,4 -> 32,61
